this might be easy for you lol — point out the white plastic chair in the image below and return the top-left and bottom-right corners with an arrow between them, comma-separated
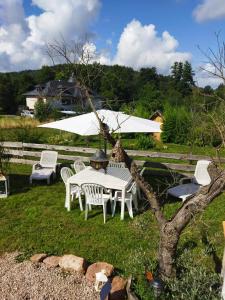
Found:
73,159 -> 86,173
112,181 -> 138,219
81,183 -> 111,223
30,151 -> 58,184
60,167 -> 83,211
38,150 -> 58,175
167,160 -> 211,201
108,161 -> 126,168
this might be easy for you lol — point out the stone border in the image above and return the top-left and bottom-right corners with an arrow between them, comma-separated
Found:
30,253 -> 127,300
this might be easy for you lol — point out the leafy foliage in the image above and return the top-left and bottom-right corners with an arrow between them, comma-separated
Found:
136,134 -> 155,150
0,61 -> 223,148
0,74 -> 17,114
162,104 -> 191,144
34,99 -> 53,122
164,252 -> 221,300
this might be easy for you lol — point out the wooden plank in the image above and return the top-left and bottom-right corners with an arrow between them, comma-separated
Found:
8,149 -> 90,162
2,141 -> 23,148
3,141 -> 225,163
9,158 -> 37,165
22,143 -> 97,154
126,149 -> 225,162
7,149 -> 193,171
163,163 -> 195,171
58,154 -> 90,162
7,149 -> 24,156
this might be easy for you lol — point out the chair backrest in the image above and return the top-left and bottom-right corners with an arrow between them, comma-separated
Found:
193,160 -> 211,186
74,159 -> 85,173
127,181 -> 137,195
60,167 -> 74,184
108,161 -> 126,168
40,151 -> 58,168
81,183 -> 106,205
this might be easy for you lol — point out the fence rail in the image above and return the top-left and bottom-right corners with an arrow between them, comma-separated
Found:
2,141 -> 222,172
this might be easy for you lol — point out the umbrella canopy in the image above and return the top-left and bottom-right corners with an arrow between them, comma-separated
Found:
39,109 -> 161,135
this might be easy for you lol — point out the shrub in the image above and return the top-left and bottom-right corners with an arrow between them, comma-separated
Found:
34,99 -> 53,122
131,250 -> 221,300
162,104 -> 191,144
47,132 -> 79,145
15,128 -> 43,143
136,134 -> 155,150
164,253 -> 221,299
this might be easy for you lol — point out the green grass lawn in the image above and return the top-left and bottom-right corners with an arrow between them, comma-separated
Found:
0,163 -> 224,298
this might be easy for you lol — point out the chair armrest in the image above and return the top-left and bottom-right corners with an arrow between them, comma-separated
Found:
179,177 -> 194,184
32,163 -> 40,172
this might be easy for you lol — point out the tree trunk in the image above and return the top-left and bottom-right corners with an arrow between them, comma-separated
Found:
158,223 -> 180,278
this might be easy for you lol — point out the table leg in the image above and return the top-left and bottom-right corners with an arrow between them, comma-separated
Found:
66,182 -> 71,211
120,188 -> 125,221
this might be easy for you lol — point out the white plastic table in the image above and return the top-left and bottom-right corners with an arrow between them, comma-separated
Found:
66,166 -> 132,220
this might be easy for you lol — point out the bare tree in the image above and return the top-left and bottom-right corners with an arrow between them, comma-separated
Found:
46,37 -> 225,279
198,33 -> 225,85
196,34 -> 225,149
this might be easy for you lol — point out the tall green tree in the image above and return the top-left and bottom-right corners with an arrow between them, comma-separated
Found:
0,74 -> 16,114
35,65 -> 55,83
183,61 -> 195,85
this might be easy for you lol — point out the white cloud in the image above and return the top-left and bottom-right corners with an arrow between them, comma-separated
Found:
193,0 -> 225,22
195,63 -> 224,88
0,0 -> 101,71
0,4 -> 191,77
111,19 -> 191,74
106,38 -> 112,46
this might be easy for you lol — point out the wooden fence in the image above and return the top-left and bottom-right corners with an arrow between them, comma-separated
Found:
2,141 -> 224,173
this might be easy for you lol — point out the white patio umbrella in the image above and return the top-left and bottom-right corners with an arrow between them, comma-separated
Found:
39,109 -> 161,135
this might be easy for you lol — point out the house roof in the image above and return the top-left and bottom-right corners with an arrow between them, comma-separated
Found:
23,79 -> 81,98
149,110 -> 164,120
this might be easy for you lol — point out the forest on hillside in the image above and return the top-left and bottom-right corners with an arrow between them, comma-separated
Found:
0,61 -> 225,147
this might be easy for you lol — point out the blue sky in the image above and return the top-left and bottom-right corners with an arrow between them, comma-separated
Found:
23,0 -> 225,60
95,0 -> 224,62
1,0 -> 225,86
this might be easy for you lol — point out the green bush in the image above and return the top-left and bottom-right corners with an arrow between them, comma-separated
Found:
15,128 -> 43,143
162,104 -> 191,144
47,132 -> 80,145
34,99 -> 53,122
136,134 -> 155,150
132,251 -> 221,300
164,253 -> 221,299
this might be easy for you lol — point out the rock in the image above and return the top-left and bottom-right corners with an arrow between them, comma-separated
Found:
43,256 -> 61,268
86,262 -> 114,282
30,253 -> 48,263
59,255 -> 86,274
110,276 -> 127,300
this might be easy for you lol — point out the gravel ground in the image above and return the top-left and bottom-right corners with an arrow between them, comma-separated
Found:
0,253 -> 99,300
